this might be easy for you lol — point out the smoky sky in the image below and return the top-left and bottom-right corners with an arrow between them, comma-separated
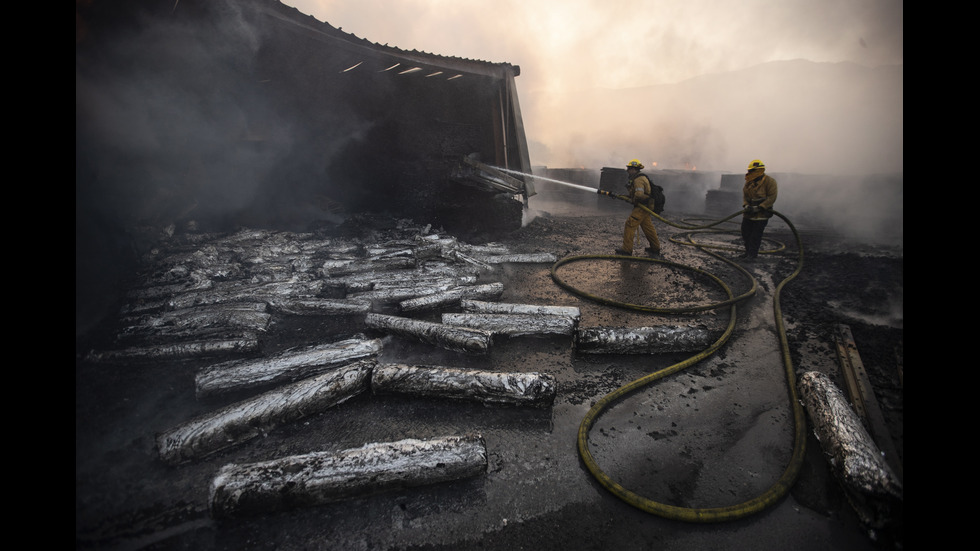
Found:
282,0 -> 903,174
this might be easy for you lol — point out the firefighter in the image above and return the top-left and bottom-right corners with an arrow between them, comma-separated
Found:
615,159 -> 661,256
740,159 -> 778,260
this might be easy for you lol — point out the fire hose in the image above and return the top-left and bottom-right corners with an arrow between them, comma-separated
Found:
553,191 -> 807,523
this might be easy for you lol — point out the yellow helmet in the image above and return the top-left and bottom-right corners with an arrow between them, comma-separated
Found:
626,159 -> 644,170
747,159 -> 766,170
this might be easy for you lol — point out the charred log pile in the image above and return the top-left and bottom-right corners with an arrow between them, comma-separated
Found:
81,218 -> 570,516
85,219 -> 558,365
79,217 -> 732,518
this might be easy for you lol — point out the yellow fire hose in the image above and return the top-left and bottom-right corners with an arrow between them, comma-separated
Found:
554,193 -> 807,522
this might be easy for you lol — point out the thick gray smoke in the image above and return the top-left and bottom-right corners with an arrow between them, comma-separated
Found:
521,60 -> 903,246
75,1 -> 358,331
77,3 -> 275,228
524,60 -> 903,177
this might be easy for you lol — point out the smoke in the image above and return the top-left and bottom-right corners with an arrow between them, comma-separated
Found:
77,1 -> 902,239
74,0 -> 365,330
526,60 -> 903,176
284,0 -> 902,178
76,2 -> 282,229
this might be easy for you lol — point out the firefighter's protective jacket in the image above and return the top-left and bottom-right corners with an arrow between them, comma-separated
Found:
742,173 -> 778,218
628,173 -> 652,205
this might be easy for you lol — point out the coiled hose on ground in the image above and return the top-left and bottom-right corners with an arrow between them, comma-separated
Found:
553,194 -> 807,522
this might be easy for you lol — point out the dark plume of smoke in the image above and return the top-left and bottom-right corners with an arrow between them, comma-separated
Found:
75,1 -> 350,332
76,1 -> 291,233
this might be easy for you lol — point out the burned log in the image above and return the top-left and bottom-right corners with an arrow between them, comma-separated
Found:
208,434 -> 487,519
158,360 -> 375,465
441,313 -> 577,338
125,271 -> 212,301
348,282 -> 462,305
364,313 -> 491,355
574,325 -> 715,354
165,280 -> 328,311
266,297 -> 372,316
371,363 -> 557,407
373,274 -> 479,290
797,370 -> 903,529
116,303 -> 272,340
460,299 -> 581,320
321,257 -> 416,276
85,335 -> 261,363
467,252 -> 559,264
417,234 -> 510,256
195,337 -> 383,398
324,271 -> 478,296
399,282 -> 505,313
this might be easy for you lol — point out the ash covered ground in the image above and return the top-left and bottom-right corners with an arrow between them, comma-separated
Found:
76,193 -> 903,551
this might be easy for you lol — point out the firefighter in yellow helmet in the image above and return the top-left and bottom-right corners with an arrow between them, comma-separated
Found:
740,159 -> 778,260
615,159 -> 661,256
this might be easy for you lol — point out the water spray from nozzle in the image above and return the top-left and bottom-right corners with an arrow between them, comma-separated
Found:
495,167 -> 601,194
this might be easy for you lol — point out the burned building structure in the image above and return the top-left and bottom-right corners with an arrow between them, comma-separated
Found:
77,0 -> 534,328
76,0 -> 533,232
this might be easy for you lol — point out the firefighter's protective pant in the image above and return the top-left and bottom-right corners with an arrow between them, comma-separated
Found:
622,206 -> 661,253
741,217 -> 769,257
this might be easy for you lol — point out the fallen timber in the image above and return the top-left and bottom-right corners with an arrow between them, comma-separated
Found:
321,257 -> 416,276
372,363 -> 557,407
460,299 -> 581,320
247,260 -> 318,282
123,279 -> 328,315
158,360 -> 375,465
265,297 -> 372,316
372,273 -> 479,289
441,312 -> 577,338
466,252 -> 559,264
208,434 -> 487,519
166,280 -> 329,311
124,272 -> 212,301
86,335 -> 261,363
195,337 -> 383,398
365,313 -> 492,355
418,235 -> 510,256
324,270 -> 479,295
399,282 -> 505,313
797,371 -> 903,529
116,303 -> 272,340
348,281 -> 469,305
574,325 -> 716,354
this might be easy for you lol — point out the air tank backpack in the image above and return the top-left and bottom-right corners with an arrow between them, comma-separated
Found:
648,181 -> 666,214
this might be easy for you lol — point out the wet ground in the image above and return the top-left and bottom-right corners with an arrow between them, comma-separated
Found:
75,191 -> 903,550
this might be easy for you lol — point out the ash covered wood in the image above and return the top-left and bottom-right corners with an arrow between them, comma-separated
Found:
85,335 -> 261,363
348,280 -> 474,305
399,282 -> 505,312
321,257 -> 417,276
372,363 -> 556,407
441,313 -> 577,338
116,303 -> 272,341
574,325 -> 716,354
158,360 -> 375,465
208,434 -> 488,519
365,313 -> 492,355
797,370 -> 903,528
465,252 -> 558,264
460,299 -> 581,320
265,297 -> 372,316
195,337 -> 383,397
